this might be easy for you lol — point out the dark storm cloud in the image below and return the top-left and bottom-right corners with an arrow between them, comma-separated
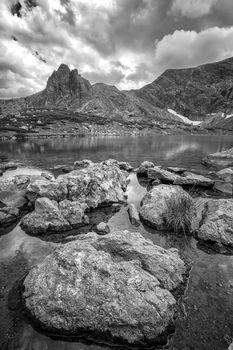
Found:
1,0 -> 233,98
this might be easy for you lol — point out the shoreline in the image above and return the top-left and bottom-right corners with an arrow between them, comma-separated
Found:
1,128 -> 233,141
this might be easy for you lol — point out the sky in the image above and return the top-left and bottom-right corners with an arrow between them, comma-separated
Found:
1,0 -> 233,98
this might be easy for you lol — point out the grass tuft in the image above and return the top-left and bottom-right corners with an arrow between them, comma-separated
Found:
164,193 -> 195,234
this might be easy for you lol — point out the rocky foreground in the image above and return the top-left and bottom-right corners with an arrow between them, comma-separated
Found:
0,152 -> 233,347
23,230 -> 185,347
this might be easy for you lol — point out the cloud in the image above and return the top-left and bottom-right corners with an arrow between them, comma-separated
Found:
0,0 -> 233,98
154,26 -> 233,74
169,0 -> 217,18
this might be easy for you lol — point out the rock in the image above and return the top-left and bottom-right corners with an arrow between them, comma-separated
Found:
21,197 -> 89,234
0,174 -> 44,192
59,199 -> 89,227
57,160 -> 127,208
166,167 -> 186,174
21,160 -> 127,234
26,179 -> 68,203
128,203 -> 140,226
137,161 -> 155,175
21,197 -> 71,234
74,159 -> 94,169
152,178 -> 162,186
0,190 -> 27,209
148,167 -> 179,183
214,181 -> 233,195
216,168 -> 233,183
41,172 -> 55,181
139,184 -> 192,230
61,165 -> 74,173
228,342 -> 233,350
203,147 -> 233,168
148,167 -> 214,188
23,230 -> 185,347
96,222 -> 110,234
118,161 -> 133,172
195,199 -> 233,247
3,162 -> 21,171
0,190 -> 28,228
0,206 -> 19,227
174,171 -> 214,188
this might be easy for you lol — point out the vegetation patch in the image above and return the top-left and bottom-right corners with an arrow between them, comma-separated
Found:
164,193 -> 195,234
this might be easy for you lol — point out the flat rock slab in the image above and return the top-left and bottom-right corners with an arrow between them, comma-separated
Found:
148,167 -> 214,188
216,168 -> 233,183
23,230 -> 185,347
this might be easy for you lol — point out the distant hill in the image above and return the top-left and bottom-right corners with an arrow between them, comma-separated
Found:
1,57 -> 233,127
132,56 -> 233,120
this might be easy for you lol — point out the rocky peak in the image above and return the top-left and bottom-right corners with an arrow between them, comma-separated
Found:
46,64 -> 92,100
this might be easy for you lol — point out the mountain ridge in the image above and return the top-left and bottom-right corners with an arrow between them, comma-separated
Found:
1,56 -> 233,125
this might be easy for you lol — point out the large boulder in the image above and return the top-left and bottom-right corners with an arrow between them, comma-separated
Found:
21,160 -> 127,234
195,199 -> 233,248
57,160 -> 127,207
23,230 -> 185,347
203,147 -> 233,168
21,197 -> 88,234
139,184 -> 192,230
21,197 -> 71,234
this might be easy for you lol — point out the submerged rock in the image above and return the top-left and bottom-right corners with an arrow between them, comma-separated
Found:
195,199 -> 233,248
0,190 -> 28,229
128,203 -> 140,226
23,230 -> 185,347
203,147 -> 233,168
139,184 -> 192,230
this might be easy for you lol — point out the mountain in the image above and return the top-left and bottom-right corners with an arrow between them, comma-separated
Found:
0,64 -> 181,123
132,56 -> 233,120
1,56 -> 233,126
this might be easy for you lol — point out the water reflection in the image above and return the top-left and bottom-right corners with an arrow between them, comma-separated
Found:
1,134 -> 233,171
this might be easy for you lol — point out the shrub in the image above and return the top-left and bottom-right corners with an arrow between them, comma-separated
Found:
164,193 -> 195,234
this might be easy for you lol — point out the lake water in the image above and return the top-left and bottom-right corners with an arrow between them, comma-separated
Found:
1,134 -> 233,171
0,134 -> 233,350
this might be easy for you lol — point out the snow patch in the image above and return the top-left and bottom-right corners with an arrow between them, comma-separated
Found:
168,109 -> 201,125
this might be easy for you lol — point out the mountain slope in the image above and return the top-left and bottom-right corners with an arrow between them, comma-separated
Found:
0,64 -> 182,123
1,57 -> 233,125
133,56 -> 233,120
